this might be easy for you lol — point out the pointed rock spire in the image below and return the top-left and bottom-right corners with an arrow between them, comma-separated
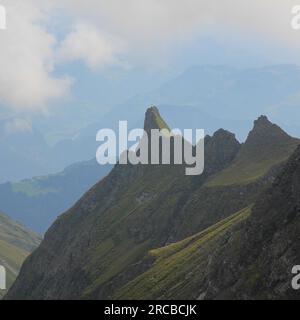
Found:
143,106 -> 170,135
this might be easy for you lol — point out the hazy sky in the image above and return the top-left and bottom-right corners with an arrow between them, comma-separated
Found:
1,0 -> 300,113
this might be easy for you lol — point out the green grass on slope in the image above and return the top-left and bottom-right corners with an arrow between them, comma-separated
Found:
81,165 -> 187,298
11,178 -> 58,197
0,239 -> 29,299
114,207 -> 251,300
0,214 -> 41,252
206,140 -> 299,187
0,212 -> 41,298
154,112 -> 171,131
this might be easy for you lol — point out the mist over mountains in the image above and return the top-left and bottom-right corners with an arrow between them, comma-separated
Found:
2,0 -> 300,302
0,160 -> 112,233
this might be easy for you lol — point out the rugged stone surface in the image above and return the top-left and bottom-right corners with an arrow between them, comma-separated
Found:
109,147 -> 300,300
204,145 -> 300,299
5,108 -> 299,300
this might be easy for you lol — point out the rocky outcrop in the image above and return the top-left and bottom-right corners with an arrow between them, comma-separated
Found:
204,145 -> 300,299
5,109 -> 299,300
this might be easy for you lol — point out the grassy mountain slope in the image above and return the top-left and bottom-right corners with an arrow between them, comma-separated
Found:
5,108 -> 241,299
115,146 -> 300,300
0,212 -> 41,298
114,207 -> 251,300
5,108 -> 299,300
207,116 -> 299,187
202,145 -> 300,299
163,116 -> 299,241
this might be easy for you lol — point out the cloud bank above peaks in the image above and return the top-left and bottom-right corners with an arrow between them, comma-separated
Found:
0,0 -> 300,112
57,23 -> 126,69
0,1 -> 72,111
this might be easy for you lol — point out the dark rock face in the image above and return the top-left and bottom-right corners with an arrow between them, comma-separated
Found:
242,114 -> 296,158
143,106 -> 169,134
204,146 -> 300,299
109,148 -> 300,301
5,109 -> 300,300
5,108 -> 242,300
204,129 -> 241,175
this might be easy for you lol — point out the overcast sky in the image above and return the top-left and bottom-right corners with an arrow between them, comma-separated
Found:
1,0 -> 300,112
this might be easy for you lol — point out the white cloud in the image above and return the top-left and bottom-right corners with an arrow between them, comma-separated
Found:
57,23 -> 125,69
1,0 -> 300,112
54,0 -> 300,54
0,0 -> 71,112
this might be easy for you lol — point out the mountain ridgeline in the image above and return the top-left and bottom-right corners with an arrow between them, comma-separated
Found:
6,107 -> 300,300
0,160 -> 112,233
3,65 -> 300,184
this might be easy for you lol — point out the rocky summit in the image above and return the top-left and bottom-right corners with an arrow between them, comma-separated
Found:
5,107 -> 300,300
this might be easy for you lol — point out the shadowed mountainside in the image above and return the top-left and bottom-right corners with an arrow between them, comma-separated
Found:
6,107 -> 299,300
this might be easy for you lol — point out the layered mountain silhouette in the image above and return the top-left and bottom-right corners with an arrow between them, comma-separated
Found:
0,160 -> 112,233
206,115 -> 299,186
3,65 -> 300,184
0,211 -> 41,298
5,107 -> 300,300
51,66 -> 300,172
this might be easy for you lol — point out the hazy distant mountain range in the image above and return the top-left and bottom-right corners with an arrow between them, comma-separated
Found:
51,65 -> 300,167
6,107 -> 300,300
2,65 -> 300,183
0,160 -> 112,233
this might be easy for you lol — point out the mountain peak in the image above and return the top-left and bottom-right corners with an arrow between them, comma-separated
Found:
254,115 -> 271,126
247,115 -> 292,146
212,128 -> 237,141
204,129 -> 240,174
252,115 -> 279,134
207,116 -> 299,186
144,106 -> 170,134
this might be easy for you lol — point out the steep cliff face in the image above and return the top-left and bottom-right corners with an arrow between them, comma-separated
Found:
207,115 -> 299,186
5,108 -> 241,300
204,145 -> 300,299
165,116 -> 299,241
5,108 -> 299,300
115,147 -> 300,300
143,106 -> 171,134
113,207 -> 252,300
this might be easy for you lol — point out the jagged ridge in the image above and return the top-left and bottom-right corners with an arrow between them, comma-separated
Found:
5,108 -> 299,300
207,115 -> 299,186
